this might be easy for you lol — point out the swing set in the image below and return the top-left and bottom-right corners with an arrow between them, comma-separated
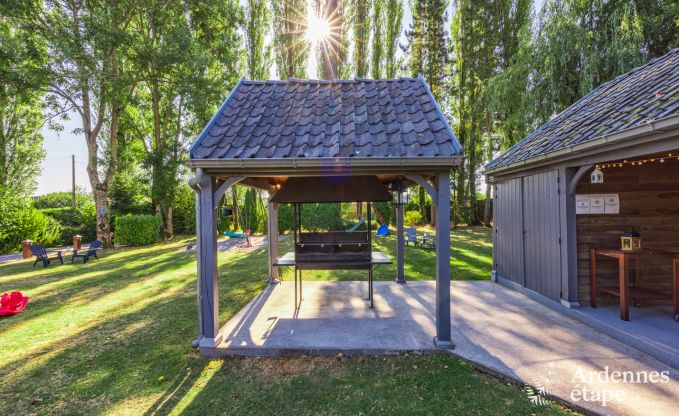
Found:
221,187 -> 264,248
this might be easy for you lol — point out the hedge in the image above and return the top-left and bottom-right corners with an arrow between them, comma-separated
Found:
114,215 -> 162,246
404,210 -> 423,226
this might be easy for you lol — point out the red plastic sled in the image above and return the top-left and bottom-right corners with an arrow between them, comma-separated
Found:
0,292 -> 29,316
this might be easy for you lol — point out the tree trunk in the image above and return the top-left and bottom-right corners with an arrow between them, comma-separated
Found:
418,186 -> 426,222
165,205 -> 173,239
93,186 -> 112,247
483,185 -> 492,226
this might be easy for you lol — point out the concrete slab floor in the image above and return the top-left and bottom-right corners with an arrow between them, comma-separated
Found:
205,280 -> 679,416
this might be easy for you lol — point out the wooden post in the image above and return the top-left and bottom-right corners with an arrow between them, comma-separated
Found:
396,184 -> 405,283
559,167 -> 580,307
197,174 -> 222,347
267,198 -> 280,283
434,171 -> 453,348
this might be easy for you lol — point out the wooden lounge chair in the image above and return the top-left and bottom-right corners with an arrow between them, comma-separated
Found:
29,244 -> 64,268
405,227 -> 418,246
71,240 -> 103,263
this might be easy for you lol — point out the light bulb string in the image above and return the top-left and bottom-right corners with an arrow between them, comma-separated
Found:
596,153 -> 678,169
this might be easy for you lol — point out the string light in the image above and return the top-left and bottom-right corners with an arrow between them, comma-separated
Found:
597,153 -> 678,170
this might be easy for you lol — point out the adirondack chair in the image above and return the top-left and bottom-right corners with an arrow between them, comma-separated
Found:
71,240 -> 103,263
405,227 -> 418,246
29,244 -> 64,268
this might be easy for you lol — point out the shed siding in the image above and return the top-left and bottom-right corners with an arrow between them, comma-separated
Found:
522,170 -> 562,301
494,178 -> 525,285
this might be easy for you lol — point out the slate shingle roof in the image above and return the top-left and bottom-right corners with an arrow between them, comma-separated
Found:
190,76 -> 461,161
486,48 -> 679,171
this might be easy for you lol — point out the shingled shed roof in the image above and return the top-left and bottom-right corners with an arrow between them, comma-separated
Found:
189,76 -> 461,166
486,49 -> 679,172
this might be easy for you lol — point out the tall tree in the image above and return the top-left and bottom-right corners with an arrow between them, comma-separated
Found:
384,0 -> 403,78
244,0 -> 271,80
450,0 -> 495,225
127,0 -> 243,239
352,0 -> 371,77
315,0 -> 350,79
406,0 -> 449,224
370,0 -> 384,78
272,0 -> 309,79
15,0 -> 139,245
0,16 -> 46,197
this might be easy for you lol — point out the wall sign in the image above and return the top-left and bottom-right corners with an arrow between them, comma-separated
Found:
575,194 -> 619,215
576,195 -> 590,214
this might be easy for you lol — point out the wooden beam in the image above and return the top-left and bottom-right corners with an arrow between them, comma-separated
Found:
567,165 -> 593,195
434,171 -> 453,348
267,198 -> 280,283
213,176 -> 244,208
405,175 -> 437,200
559,167 -> 580,307
198,174 -> 223,348
396,185 -> 405,283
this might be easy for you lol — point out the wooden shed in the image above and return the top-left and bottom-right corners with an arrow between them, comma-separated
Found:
187,76 -> 462,351
485,49 -> 679,322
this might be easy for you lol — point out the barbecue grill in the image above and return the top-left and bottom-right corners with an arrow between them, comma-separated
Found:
271,176 -> 393,310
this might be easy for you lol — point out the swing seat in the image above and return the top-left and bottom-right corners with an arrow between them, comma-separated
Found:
376,225 -> 389,237
224,230 -> 251,238
0,292 -> 29,316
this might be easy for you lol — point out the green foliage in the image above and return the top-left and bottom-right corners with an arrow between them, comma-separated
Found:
40,204 -> 97,246
278,203 -> 343,232
114,215 -> 162,246
33,191 -> 94,210
385,0 -> 404,78
374,201 -> 392,225
404,210 -> 423,226
272,0 -> 309,78
0,195 -> 61,254
0,18 -> 47,197
352,0 -> 371,77
173,184 -> 196,235
241,187 -> 265,234
244,0 -> 271,79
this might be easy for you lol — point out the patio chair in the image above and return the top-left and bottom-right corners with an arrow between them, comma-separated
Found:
71,240 -> 103,263
421,233 -> 436,249
405,227 -> 418,246
29,244 -> 64,268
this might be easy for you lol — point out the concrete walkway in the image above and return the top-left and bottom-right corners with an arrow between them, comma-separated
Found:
209,280 -> 679,416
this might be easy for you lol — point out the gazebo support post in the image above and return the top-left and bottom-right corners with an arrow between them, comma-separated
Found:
434,171 -> 453,348
197,174 -> 223,348
267,198 -> 280,283
396,183 -> 405,283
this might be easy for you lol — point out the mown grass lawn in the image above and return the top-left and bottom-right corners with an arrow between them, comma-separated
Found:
0,226 -> 574,415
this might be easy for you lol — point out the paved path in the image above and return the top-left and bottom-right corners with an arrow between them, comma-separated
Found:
213,280 -> 679,415
450,281 -> 679,416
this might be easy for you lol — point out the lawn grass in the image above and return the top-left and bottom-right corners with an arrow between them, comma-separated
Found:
0,227 -> 574,415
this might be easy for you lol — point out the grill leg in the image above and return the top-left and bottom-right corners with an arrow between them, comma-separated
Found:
294,267 -> 298,312
369,268 -> 374,309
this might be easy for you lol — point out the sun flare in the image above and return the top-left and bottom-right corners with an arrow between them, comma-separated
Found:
306,14 -> 331,43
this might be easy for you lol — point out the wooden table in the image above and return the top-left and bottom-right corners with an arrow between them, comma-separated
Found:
274,251 -> 392,310
590,248 -> 678,321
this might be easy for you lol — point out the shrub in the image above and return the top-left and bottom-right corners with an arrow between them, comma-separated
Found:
0,195 -> 61,254
33,191 -> 93,209
404,210 -> 423,226
114,215 -> 162,246
278,203 -> 343,232
40,203 -> 97,246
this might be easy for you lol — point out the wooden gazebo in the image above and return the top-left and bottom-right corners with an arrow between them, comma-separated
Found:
188,76 -> 462,351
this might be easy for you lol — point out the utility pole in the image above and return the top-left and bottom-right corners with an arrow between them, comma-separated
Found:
72,154 -> 76,209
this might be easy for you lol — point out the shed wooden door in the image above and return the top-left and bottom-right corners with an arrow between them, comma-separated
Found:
522,170 -> 561,301
493,178 -> 525,285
